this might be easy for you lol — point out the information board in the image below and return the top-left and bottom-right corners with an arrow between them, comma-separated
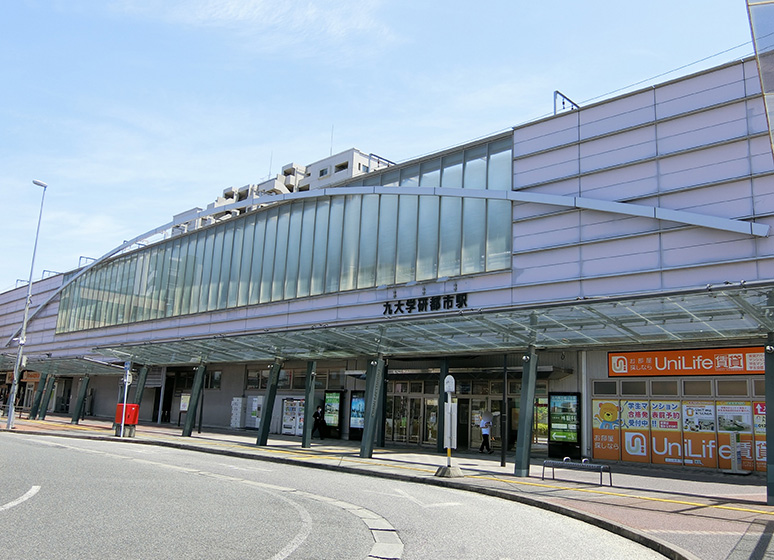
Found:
548,392 -> 581,459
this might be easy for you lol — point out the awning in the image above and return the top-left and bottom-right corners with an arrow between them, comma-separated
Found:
92,282 -> 774,366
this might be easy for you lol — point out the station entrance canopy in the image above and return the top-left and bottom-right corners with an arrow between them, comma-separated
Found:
90,282 -> 774,366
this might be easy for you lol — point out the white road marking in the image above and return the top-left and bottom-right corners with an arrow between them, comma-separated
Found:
1,486 -> 41,512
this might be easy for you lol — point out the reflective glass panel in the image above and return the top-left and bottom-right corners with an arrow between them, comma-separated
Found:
419,159 -> 441,187
441,152 -> 463,188
357,195 -> 379,288
377,195 -> 398,285
462,198 -> 486,274
416,196 -> 439,281
463,145 -> 487,189
396,195 -> 418,283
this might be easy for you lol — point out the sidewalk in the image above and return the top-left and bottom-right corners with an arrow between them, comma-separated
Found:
2,415 -> 772,560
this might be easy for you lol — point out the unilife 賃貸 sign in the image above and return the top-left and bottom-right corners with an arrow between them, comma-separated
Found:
608,347 -> 764,377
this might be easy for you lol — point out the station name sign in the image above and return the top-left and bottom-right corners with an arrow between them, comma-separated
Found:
608,347 -> 764,377
383,293 -> 468,316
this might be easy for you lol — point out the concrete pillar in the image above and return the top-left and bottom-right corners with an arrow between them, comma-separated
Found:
29,372 -> 49,420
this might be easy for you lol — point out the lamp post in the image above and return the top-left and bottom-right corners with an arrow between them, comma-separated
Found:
6,180 -> 48,429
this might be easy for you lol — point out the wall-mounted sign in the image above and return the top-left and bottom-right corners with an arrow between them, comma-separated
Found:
608,347 -> 764,377
383,293 -> 468,316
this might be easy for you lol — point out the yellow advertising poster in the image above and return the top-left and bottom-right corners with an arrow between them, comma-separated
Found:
620,400 -> 650,463
717,401 -> 753,471
650,400 -> 682,465
591,399 -> 621,461
754,401 -> 767,472
682,401 -> 717,468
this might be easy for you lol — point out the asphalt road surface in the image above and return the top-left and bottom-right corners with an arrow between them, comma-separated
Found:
0,433 -> 667,559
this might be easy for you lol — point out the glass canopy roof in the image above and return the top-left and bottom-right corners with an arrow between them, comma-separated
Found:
81,282 -> 774,367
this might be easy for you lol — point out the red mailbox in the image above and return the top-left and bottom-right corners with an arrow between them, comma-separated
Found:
115,403 -> 139,425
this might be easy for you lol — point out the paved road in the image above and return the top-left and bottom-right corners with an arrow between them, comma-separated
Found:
0,433 -> 668,559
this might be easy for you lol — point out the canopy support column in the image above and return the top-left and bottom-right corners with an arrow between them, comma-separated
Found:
70,375 -> 90,424
302,361 -> 317,448
29,372 -> 49,420
514,346 -> 538,477
360,357 -> 385,459
182,364 -> 206,437
256,359 -> 283,446
38,375 -> 56,421
132,366 -> 149,407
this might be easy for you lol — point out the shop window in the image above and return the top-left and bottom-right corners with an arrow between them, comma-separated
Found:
651,380 -> 678,396
509,381 -> 521,395
292,372 -> 307,390
683,379 -> 712,396
621,381 -> 647,396
410,381 -> 423,394
394,381 -> 408,393
472,380 -> 489,395
593,381 -> 617,396
754,378 -> 765,397
247,369 -> 261,389
716,379 -> 748,397
315,373 -> 327,390
260,369 -> 291,389
490,381 -> 503,395
458,380 -> 471,394
426,380 -> 439,394
387,381 -> 394,393
328,371 -> 346,390
205,370 -> 221,390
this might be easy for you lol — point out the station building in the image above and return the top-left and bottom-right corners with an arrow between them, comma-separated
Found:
4,52 -> 774,478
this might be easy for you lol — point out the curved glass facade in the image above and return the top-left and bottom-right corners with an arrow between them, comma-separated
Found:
56,137 -> 513,333
56,193 -> 512,332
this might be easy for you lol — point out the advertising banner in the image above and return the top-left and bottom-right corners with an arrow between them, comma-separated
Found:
324,392 -> 341,427
608,347 -> 764,377
548,393 -> 581,459
350,392 -> 365,429
592,400 -> 621,461
621,400 -> 650,463
754,401 -> 767,472
650,400 -> 682,465
682,401 -> 717,468
717,401 -> 753,471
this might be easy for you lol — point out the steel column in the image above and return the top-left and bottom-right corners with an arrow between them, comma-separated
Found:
70,375 -> 90,424
256,360 -> 283,446
182,364 -> 206,437
132,366 -> 149,407
38,375 -> 56,421
360,357 -> 385,458
514,346 -> 538,477
28,372 -> 49,420
302,361 -> 317,448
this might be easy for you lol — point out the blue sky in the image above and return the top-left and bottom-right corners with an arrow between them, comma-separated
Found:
0,0 -> 756,292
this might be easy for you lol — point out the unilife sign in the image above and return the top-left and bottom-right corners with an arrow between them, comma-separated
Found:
608,347 -> 764,377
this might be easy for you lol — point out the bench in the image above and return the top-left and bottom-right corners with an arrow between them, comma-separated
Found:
542,457 -> 612,486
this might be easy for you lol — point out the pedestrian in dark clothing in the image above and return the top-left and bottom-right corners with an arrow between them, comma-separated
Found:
312,405 -> 326,439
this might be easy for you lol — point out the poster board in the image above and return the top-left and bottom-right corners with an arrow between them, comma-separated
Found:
548,392 -> 581,459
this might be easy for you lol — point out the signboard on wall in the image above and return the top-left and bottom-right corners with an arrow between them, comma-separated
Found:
717,401 -> 754,471
621,400 -> 650,463
608,347 -> 764,377
591,399 -> 621,461
650,400 -> 682,465
754,402 -> 767,472
682,401 -> 717,468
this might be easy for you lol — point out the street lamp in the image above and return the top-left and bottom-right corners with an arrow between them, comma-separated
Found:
6,180 -> 48,429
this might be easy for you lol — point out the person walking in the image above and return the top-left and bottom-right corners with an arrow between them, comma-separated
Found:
311,405 -> 326,439
479,415 -> 493,454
